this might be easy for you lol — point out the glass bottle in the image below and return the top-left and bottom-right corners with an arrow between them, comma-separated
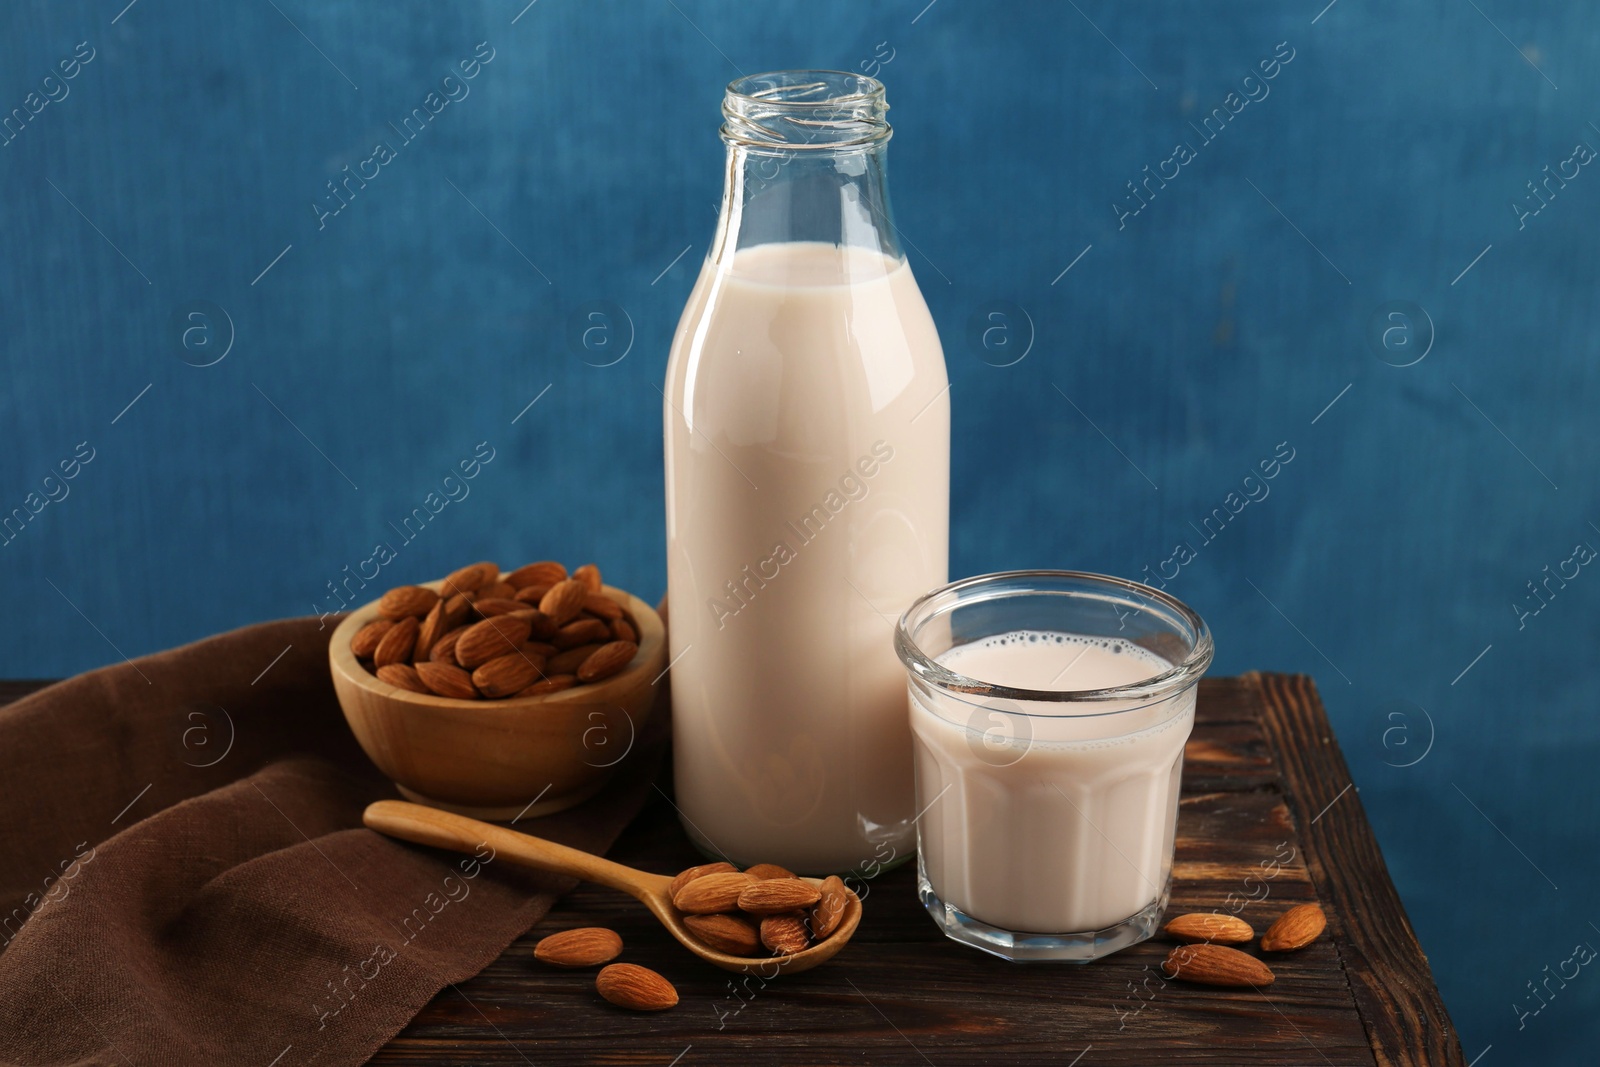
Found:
663,70 -> 950,875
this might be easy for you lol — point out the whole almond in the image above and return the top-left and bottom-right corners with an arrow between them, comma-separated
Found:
554,618 -> 612,650
373,616 -> 419,667
514,647 -> 550,676
673,871 -> 754,914
737,879 -> 821,915
443,561 -> 498,596
350,618 -> 394,658
515,674 -> 577,697
582,593 -> 623,621
744,863 -> 795,881
473,597 -> 526,618
533,926 -> 623,968
454,615 -> 533,669
430,627 -> 466,664
1260,904 -> 1327,952
481,580 -> 517,601
595,963 -> 676,1012
669,861 -> 738,899
376,663 -> 430,694
1164,913 -> 1255,945
1161,943 -> 1275,987
413,600 -> 448,662
683,913 -> 760,957
760,914 -> 811,956
426,596 -> 471,655
473,653 -> 541,699
378,585 -> 439,620
547,643 -> 604,675
523,609 -> 559,640
577,641 -> 638,683
514,584 -> 553,605
573,563 -> 602,593
507,561 -> 567,589
416,660 -> 479,700
810,875 -> 850,940
611,618 -> 638,643
540,579 -> 589,626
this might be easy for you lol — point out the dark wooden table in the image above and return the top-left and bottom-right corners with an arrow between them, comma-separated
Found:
1,673 -> 1462,1065
383,672 -> 1460,1066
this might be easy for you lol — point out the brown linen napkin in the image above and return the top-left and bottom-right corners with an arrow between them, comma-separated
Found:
0,617 -> 667,1067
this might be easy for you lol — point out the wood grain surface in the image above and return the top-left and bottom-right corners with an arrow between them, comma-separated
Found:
0,674 -> 1462,1066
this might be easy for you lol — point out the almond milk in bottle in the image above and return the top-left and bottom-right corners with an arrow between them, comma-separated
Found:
664,71 -> 949,874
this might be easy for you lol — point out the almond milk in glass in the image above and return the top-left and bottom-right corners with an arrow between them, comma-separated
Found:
663,71 -> 949,874
896,571 -> 1214,962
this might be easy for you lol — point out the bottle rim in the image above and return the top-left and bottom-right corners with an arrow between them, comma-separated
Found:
722,70 -> 891,149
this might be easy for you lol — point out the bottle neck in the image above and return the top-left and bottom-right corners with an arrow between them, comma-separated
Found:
710,70 -> 901,270
710,142 -> 902,268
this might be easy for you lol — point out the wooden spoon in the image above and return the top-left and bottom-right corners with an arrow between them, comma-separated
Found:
362,799 -> 862,975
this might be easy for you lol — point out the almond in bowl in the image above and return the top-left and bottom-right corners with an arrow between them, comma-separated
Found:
329,560 -> 667,820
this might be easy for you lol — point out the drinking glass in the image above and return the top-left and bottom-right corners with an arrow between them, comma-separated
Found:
895,570 -> 1213,962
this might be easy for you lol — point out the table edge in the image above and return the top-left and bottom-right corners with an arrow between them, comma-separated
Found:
1247,671 -> 1464,1067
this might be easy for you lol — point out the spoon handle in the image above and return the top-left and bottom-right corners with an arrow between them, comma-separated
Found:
363,799 -> 659,899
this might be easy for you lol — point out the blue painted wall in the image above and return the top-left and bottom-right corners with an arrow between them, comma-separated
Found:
2,0 -> 1595,1056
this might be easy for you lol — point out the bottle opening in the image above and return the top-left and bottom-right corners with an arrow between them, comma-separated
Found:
723,70 -> 890,149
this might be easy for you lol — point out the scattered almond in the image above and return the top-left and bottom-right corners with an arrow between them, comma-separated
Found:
472,652 -> 541,699
415,660 -> 478,700
744,863 -> 795,881
349,619 -> 394,658
372,616 -> 419,667
1162,943 -> 1275,987
375,663 -> 430,694
673,871 -> 754,914
540,579 -> 590,626
1164,913 -> 1255,945
683,913 -> 761,956
669,861 -> 738,899
577,641 -> 638,683
760,914 -> 811,956
1260,904 -> 1326,952
533,927 -> 623,968
377,585 -> 439,620
737,879 -> 821,915
810,875 -> 849,940
595,963 -> 677,1011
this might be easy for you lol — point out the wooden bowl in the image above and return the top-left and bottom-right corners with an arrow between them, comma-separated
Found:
329,582 -> 666,820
